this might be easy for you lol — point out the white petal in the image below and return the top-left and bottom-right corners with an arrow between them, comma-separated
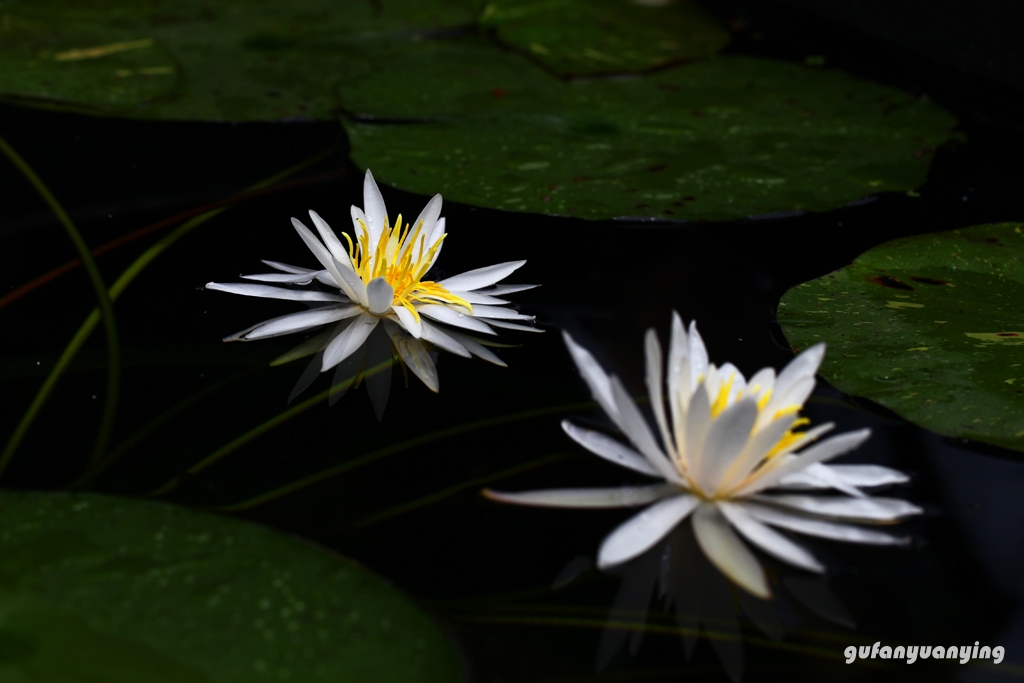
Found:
747,366 -> 776,395
718,414 -> 797,492
746,503 -> 909,545
483,484 -> 677,509
292,217 -> 366,305
392,305 -> 423,338
687,321 -> 709,395
753,494 -> 923,521
737,429 -> 872,496
241,271 -> 320,285
450,290 -> 510,305
561,420 -> 660,477
331,258 -> 369,308
682,382 -> 711,474
260,260 -> 315,274
610,376 -> 683,484
362,169 -> 389,254
419,303 -> 496,335
322,313 -> 378,370
408,193 -> 443,261
666,311 -> 689,428
718,501 -> 824,572
442,329 -> 506,366
563,331 -> 619,421
694,396 -> 759,494
469,304 -> 534,321
774,343 -> 825,397
232,306 -> 361,341
426,216 -> 445,270
206,282 -> 342,303
597,494 -> 699,569
419,318 -> 471,357
692,503 -> 770,598
366,277 -> 394,316
644,329 -> 678,461
484,283 -> 539,296
818,464 -> 910,488
767,375 -> 815,415
481,319 -> 542,333
308,210 -> 350,266
384,320 -> 439,392
788,461 -> 867,498
438,260 -> 526,292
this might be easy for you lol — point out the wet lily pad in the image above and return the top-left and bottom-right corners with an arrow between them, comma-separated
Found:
479,0 -> 729,76
0,490 -> 463,682
0,0 -> 481,120
778,222 -> 1024,453
341,41 -> 957,221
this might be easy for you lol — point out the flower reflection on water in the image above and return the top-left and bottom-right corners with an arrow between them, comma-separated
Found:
207,169 -> 540,417
487,312 -> 922,599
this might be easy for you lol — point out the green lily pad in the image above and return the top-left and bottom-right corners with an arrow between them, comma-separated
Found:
0,0 -> 482,120
0,490 -> 463,682
341,40 -> 956,221
778,222 -> 1024,453
478,0 -> 729,76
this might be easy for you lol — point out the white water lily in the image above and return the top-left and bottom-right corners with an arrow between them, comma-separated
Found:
207,169 -> 539,408
486,313 -> 920,598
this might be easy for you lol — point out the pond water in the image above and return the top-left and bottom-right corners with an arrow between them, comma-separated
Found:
2,1 -> 1023,681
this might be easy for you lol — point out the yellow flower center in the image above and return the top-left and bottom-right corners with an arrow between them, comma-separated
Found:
345,215 -> 472,321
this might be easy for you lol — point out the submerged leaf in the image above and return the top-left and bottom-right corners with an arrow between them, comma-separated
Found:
0,491 -> 463,682
778,222 -> 1024,453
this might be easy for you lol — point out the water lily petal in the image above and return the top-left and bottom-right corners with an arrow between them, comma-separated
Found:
206,282 -> 342,302
483,484 -> 677,509
419,319 -> 471,357
450,291 -> 510,305
692,503 -> 770,598
291,217 -> 368,306
753,494 -> 923,521
385,321 -> 439,392
308,209 -> 351,267
718,501 -> 824,572
719,414 -> 797,492
746,502 -> 909,545
484,283 -> 539,296
774,343 -> 825,397
469,304 -> 534,321
687,321 -> 709,395
392,304 -> 423,338
260,259 -> 314,274
597,494 -> 699,569
438,261 -> 526,292
695,396 -> 759,494
426,216 -> 445,270
241,271 -> 320,285
682,382 -> 712,475
766,375 -> 815,416
737,428 -> 871,496
644,329 -> 678,461
563,331 -> 619,419
817,464 -> 910,488
481,319 -> 542,333
561,420 -> 660,477
230,306 -> 361,341
444,329 -> 506,366
322,313 -> 378,370
366,277 -> 395,316
361,169 -> 389,254
408,193 -> 443,262
419,303 -> 496,334
666,311 -> 689,427
610,376 -> 683,484
746,366 -> 776,396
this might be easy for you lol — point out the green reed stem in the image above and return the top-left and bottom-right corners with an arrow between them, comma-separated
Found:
71,367 -> 262,490
346,452 -> 569,530
0,145 -> 339,480
216,400 -> 595,512
0,134 -> 121,477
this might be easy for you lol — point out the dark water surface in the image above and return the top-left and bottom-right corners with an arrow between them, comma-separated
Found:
2,2 -> 1023,681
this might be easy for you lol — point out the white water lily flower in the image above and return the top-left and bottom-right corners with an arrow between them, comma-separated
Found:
207,169 -> 539,407
486,313 -> 921,598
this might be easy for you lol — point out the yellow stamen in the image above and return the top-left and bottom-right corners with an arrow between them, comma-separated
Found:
709,375 -> 735,418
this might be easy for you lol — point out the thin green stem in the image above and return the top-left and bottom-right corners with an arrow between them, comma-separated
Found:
0,134 -> 120,477
0,145 -> 339,481
216,400 -> 595,512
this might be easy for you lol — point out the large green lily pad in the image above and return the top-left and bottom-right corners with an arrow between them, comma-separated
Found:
0,0 -> 482,120
341,41 -> 956,221
479,0 -> 729,76
0,490 -> 463,682
778,222 -> 1024,453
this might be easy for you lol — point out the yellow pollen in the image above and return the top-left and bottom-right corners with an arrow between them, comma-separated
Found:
347,215 -> 472,318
